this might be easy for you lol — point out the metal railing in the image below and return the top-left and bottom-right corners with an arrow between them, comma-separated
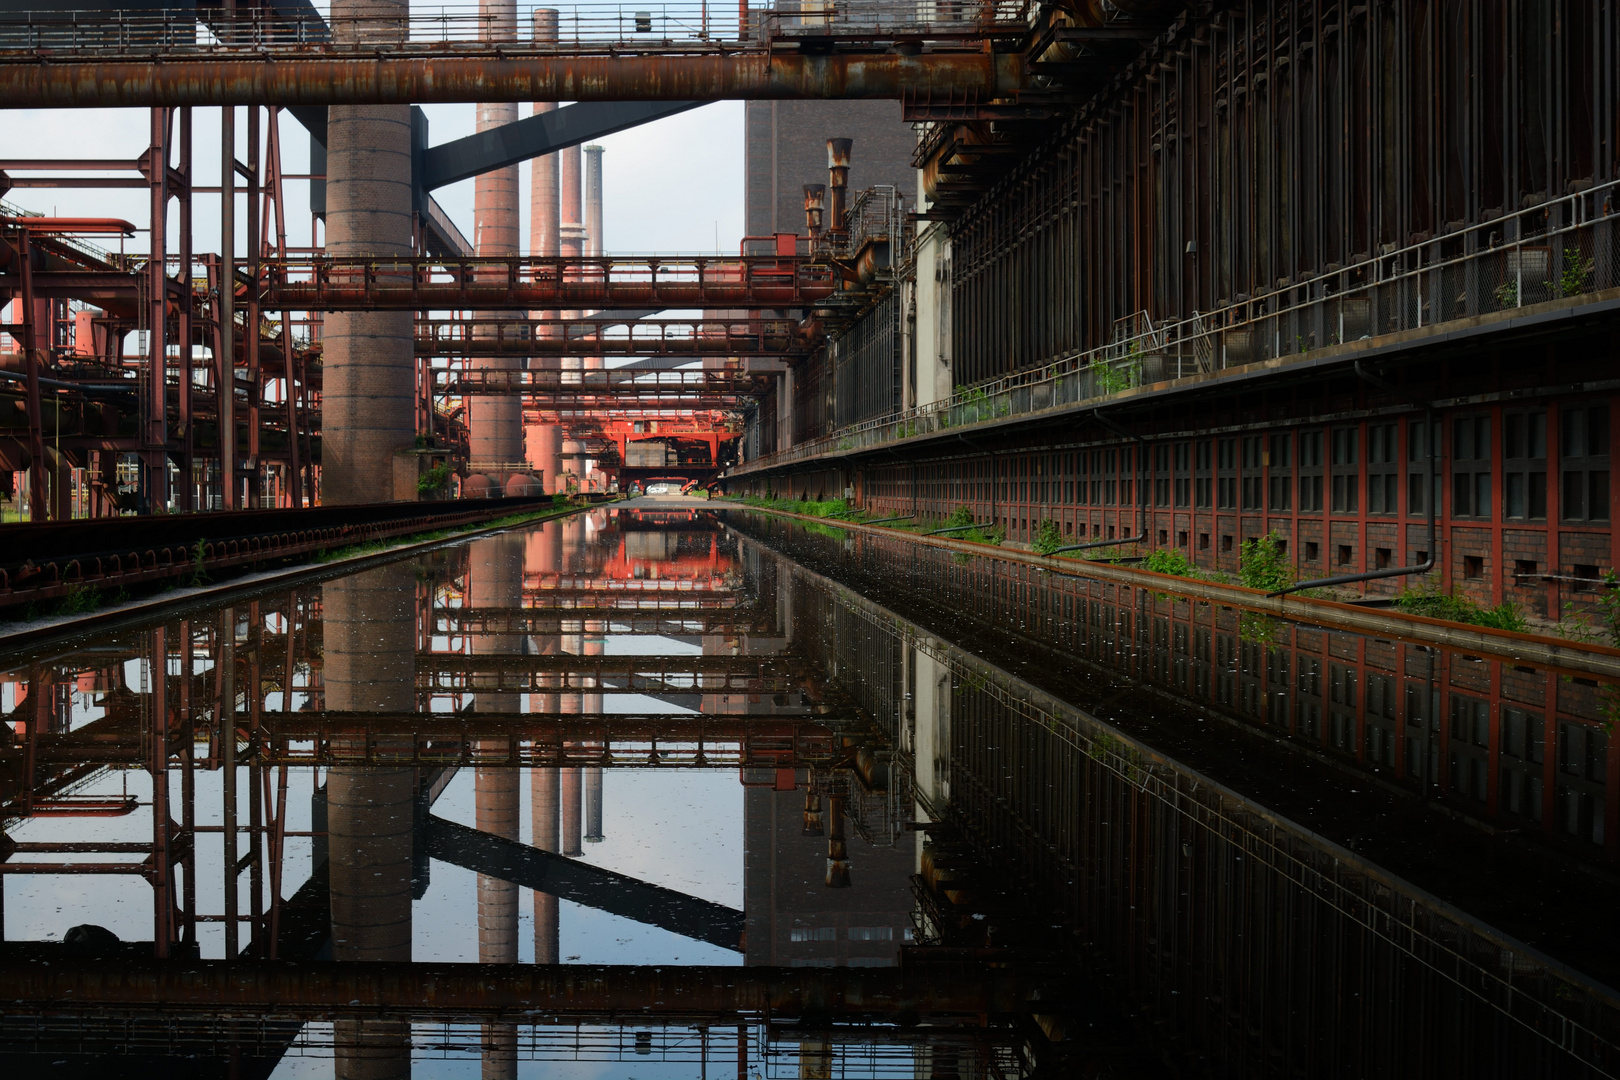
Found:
0,1 -> 1035,55
737,179 -> 1620,472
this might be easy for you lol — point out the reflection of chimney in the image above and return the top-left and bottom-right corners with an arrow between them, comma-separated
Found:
827,138 -> 852,236
583,144 -> 605,258
532,759 -> 560,964
584,766 -> 604,842
825,789 -> 850,888
561,766 -> 583,856
802,183 -> 825,238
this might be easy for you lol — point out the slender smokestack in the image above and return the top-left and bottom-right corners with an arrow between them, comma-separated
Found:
803,183 -> 826,238
526,9 -> 563,496
583,144 -> 604,258
468,0 -> 524,503
827,138 -> 852,237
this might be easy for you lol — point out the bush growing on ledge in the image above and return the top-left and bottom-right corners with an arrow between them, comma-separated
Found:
1395,582 -> 1529,633
1032,519 -> 1064,555
1238,532 -> 1295,593
1141,548 -> 1198,578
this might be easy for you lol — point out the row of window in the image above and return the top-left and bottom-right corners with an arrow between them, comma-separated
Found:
993,407 -> 1611,523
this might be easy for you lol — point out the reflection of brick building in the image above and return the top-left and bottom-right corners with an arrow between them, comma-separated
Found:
744,101 -> 915,236
744,783 -> 916,967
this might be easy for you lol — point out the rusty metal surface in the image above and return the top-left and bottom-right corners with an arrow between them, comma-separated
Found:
0,52 -> 1026,109
261,253 -> 836,310
414,317 -> 809,357
0,957 -> 1030,1019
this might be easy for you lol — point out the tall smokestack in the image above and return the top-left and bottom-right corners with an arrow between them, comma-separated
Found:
827,138 -> 852,238
583,144 -> 604,258
468,0 -> 525,503
526,9 -> 563,496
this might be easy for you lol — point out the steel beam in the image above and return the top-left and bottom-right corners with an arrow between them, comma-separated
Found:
423,815 -> 744,951
0,53 -> 1027,109
421,100 -> 702,190
0,958 -> 1030,1020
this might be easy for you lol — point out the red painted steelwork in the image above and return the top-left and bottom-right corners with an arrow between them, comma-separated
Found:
262,255 -> 835,310
0,53 -> 1026,109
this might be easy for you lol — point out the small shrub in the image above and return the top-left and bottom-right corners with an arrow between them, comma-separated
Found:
944,505 -> 974,529
1032,519 -> 1064,555
57,583 -> 99,615
1238,532 -> 1294,593
1396,582 -> 1529,633
417,462 -> 452,495
1550,246 -> 1596,298
1141,548 -> 1198,578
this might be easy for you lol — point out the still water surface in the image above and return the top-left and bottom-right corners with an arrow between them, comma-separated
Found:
2,505 -> 1618,1078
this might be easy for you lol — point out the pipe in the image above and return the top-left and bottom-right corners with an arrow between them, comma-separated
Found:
0,53 -> 1027,109
1045,411 -> 1148,554
1272,361 -> 1437,597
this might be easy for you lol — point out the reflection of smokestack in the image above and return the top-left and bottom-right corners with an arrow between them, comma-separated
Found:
583,144 -> 604,258
584,767 -> 603,842
803,183 -> 825,238
827,138 -> 852,236
825,790 -> 851,888
561,766 -> 583,855
531,760 -> 560,964
529,518 -> 563,965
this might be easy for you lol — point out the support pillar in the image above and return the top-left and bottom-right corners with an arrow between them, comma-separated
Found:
321,0 -> 416,506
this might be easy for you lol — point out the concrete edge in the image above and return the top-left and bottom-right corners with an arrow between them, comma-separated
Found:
0,502 -> 598,664
720,501 -> 1620,682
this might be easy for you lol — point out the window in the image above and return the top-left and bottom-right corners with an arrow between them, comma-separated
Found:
1174,442 -> 1191,508
1368,423 -> 1399,514
1241,436 -> 1264,510
1195,441 -> 1213,508
1407,419 -> 1440,517
1561,405 -> 1610,521
1451,415 -> 1492,518
1557,721 -> 1607,844
1298,431 -> 1324,512
1104,449 -> 1117,506
1217,438 -> 1237,509
1331,427 -> 1359,512
1153,444 -> 1171,508
790,927 -> 837,942
1268,433 -> 1292,511
1500,705 -> 1544,822
1503,410 -> 1547,520
1464,555 -> 1483,579
847,926 -> 893,941
1338,544 -> 1353,565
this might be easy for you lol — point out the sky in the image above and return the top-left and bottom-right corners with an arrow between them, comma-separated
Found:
2,100 -> 748,259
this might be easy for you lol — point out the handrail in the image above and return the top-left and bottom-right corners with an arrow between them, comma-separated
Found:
737,178 -> 1620,474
